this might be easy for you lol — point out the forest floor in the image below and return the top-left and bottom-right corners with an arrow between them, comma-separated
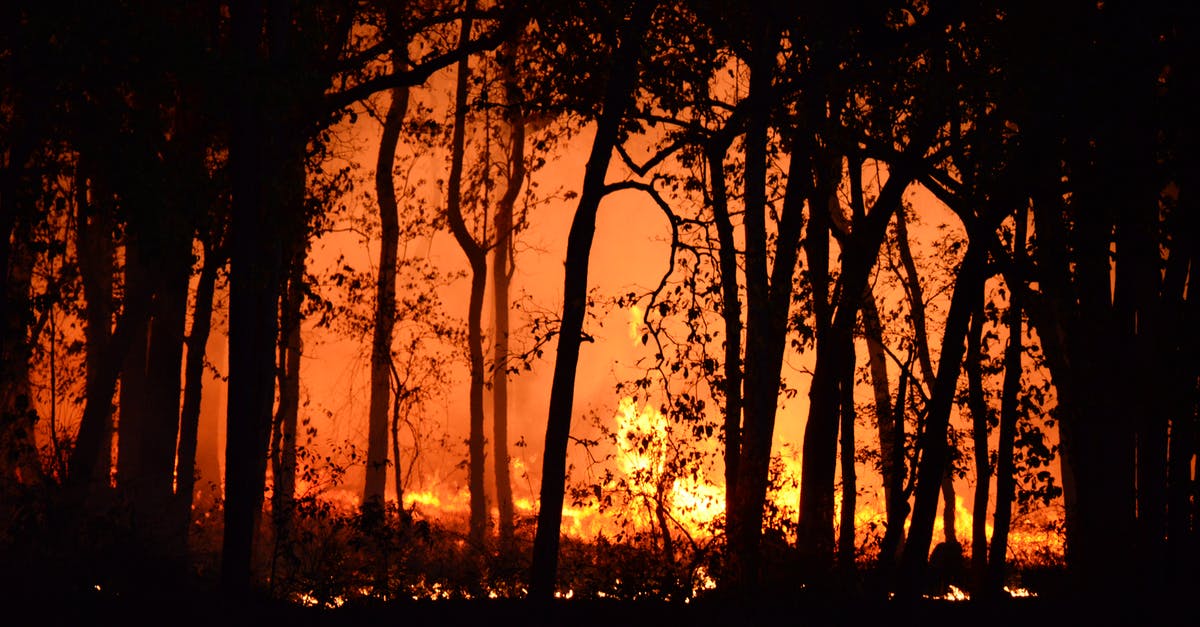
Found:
4,586 -> 1174,627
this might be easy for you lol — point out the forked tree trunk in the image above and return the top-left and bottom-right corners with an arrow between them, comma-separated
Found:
898,237 -> 989,598
797,168 -> 915,579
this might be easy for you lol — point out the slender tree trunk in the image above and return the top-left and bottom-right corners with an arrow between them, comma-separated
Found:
390,381 -> 406,516
987,206 -> 1026,596
175,238 -> 222,541
706,142 -> 743,519
940,473 -> 958,546
529,1 -> 656,599
271,253 -> 303,529
68,273 -> 153,492
491,40 -> 524,547
837,340 -> 858,570
850,160 -> 906,573
965,301 -> 991,589
894,209 -> 936,387
894,203 -> 963,576
1117,196 -> 1168,592
878,353 -> 912,574
727,19 -> 788,587
364,84 -> 408,512
1166,191 -> 1199,584
196,321 -> 225,507
442,10 -> 489,548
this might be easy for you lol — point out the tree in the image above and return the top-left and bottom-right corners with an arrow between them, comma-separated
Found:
363,82 -> 409,515
491,37 -> 526,548
530,0 -> 660,599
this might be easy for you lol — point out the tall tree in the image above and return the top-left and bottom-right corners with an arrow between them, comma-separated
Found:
986,205 -> 1026,595
443,7 -> 490,549
491,37 -> 526,547
530,0 -> 659,599
363,82 -> 410,513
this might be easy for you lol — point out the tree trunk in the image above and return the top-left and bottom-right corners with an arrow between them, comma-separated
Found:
940,473 -> 958,546
140,235 -> 192,557
116,242 -> 150,489
364,84 -> 409,512
442,10 -> 489,548
529,0 -> 656,599
894,208 -> 936,387
222,0 -> 301,592
837,339 -> 857,570
897,238 -> 988,598
271,252 -> 303,529
491,40 -> 524,548
75,161 -> 115,487
68,270 -> 153,492
877,351 -> 912,575
195,320 -> 225,508
706,142 -> 743,519
965,300 -> 991,589
987,206 -> 1026,596
797,168 -> 914,578
726,18 -> 789,588
176,238 -> 222,533
1165,190 -> 1199,583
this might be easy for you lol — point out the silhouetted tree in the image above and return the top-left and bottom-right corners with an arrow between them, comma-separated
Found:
530,0 -> 660,599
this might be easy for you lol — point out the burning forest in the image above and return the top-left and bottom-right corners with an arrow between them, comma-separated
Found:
1,0 -> 1197,623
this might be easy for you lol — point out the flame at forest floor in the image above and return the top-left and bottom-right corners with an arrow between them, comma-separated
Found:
250,396 -> 1064,606
286,396 -> 1063,571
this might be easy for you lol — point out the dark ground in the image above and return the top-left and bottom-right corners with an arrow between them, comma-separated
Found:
0,585 -> 1178,627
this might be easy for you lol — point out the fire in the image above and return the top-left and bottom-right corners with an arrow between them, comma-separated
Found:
629,305 -> 644,346
272,395 -> 1062,577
